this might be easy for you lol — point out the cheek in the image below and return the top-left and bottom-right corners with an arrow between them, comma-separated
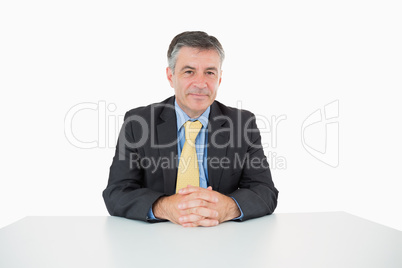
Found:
208,80 -> 220,92
179,80 -> 192,91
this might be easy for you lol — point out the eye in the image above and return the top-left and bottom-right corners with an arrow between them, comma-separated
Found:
206,71 -> 215,76
184,70 -> 193,75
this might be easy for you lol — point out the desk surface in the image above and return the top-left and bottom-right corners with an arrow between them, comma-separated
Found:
0,212 -> 401,268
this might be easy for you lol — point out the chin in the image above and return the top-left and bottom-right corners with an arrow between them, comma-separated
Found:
190,99 -> 209,108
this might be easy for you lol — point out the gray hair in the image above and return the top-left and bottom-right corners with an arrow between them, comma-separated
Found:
167,31 -> 225,73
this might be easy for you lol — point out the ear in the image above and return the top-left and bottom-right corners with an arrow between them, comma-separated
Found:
166,67 -> 174,88
218,69 -> 223,86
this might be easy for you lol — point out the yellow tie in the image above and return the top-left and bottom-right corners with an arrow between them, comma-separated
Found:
176,120 -> 203,193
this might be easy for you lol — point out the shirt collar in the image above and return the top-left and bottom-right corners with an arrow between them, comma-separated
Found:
174,100 -> 210,131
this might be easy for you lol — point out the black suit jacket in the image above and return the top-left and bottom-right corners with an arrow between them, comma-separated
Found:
103,96 -> 278,222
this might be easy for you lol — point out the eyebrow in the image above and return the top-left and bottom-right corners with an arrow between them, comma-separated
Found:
180,66 -> 219,72
205,67 -> 219,72
180,65 -> 196,72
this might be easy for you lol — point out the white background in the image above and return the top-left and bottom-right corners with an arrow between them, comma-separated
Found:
1,0 -> 401,230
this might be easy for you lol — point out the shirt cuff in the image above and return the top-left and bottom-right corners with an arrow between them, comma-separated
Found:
230,197 -> 244,220
147,207 -> 157,220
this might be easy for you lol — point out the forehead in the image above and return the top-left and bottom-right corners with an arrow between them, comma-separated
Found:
176,47 -> 221,67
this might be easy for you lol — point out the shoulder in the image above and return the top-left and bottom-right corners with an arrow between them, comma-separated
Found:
212,99 -> 255,120
124,96 -> 174,120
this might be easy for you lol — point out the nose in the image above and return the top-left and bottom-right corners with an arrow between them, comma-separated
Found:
193,73 -> 207,89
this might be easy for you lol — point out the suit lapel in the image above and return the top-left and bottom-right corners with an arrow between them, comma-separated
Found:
156,97 -> 178,195
207,102 -> 230,191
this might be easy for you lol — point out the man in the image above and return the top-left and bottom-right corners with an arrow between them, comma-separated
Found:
103,31 -> 278,227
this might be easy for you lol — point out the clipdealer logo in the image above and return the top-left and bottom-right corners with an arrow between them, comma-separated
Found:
301,100 -> 339,168
63,100 -> 288,170
64,101 -> 123,149
64,100 -> 341,168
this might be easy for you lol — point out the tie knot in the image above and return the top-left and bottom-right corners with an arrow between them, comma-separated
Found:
184,120 -> 203,143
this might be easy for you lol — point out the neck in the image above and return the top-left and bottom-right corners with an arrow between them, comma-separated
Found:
176,102 -> 204,119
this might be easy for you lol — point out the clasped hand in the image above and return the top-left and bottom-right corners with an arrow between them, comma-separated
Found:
153,186 -> 240,227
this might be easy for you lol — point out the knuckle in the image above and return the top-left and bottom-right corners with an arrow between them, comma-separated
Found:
210,210 -> 216,217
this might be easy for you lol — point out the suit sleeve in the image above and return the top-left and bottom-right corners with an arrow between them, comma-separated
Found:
229,114 -> 279,221
102,112 -> 166,222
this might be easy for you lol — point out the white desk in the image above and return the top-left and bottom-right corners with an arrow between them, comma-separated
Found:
0,212 -> 401,268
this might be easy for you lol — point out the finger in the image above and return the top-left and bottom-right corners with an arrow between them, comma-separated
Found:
178,186 -> 201,195
194,218 -> 219,227
184,191 -> 219,204
178,186 -> 216,198
179,214 -> 204,224
181,218 -> 219,228
181,222 -> 197,227
181,207 -> 219,219
178,199 -> 209,210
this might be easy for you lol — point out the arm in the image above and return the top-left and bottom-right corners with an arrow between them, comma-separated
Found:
102,112 -> 166,222
229,114 -> 279,221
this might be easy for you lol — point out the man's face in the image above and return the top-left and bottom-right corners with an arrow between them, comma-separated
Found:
167,46 -> 222,118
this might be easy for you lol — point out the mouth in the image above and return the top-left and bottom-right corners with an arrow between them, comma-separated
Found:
188,93 -> 209,98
